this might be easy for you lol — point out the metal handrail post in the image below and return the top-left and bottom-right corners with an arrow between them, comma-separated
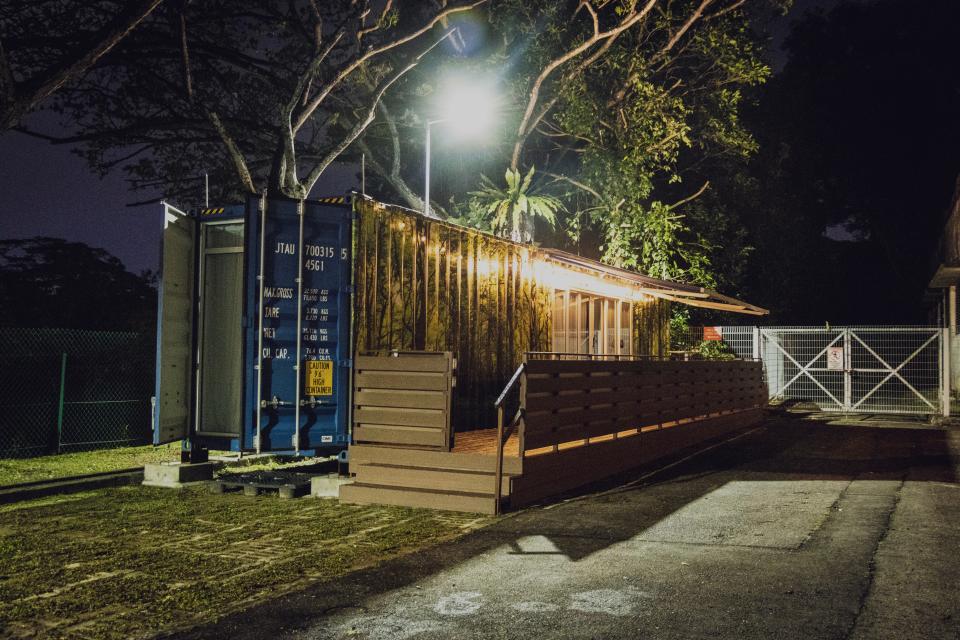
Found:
56,352 -> 67,453
493,362 -> 525,515
494,404 -> 504,515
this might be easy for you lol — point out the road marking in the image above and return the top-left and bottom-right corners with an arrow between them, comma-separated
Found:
568,589 -> 637,616
434,591 -> 484,616
511,601 -> 560,612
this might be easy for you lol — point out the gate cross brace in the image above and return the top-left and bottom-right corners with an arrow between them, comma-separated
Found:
764,330 -> 844,409
849,331 -> 938,412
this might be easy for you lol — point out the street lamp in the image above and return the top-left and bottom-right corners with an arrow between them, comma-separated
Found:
424,79 -> 498,217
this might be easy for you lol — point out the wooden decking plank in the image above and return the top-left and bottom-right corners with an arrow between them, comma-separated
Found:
353,424 -> 447,447
354,464 -> 511,495
339,483 -> 497,514
355,371 -> 447,391
349,443 -> 522,475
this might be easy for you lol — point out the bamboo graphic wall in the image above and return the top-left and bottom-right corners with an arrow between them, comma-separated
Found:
353,198 -> 670,430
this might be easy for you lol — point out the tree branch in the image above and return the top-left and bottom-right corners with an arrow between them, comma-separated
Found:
543,171 -> 602,201
704,0 -> 748,20
0,37 -> 14,104
650,0 -> 715,65
667,180 -> 710,210
302,29 -> 454,197
510,0 -> 659,169
278,30 -> 345,194
358,0 -> 394,43
206,110 -> 256,194
178,6 -> 194,101
1,0 -> 165,130
293,0 -> 487,134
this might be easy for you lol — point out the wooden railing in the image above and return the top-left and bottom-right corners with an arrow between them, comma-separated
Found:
490,356 -> 765,512
353,352 -> 455,451
521,358 -> 765,452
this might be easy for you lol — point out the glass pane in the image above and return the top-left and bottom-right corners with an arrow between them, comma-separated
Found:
592,299 -> 602,354
551,291 -> 566,353
204,222 -> 244,249
199,252 -> 244,434
567,292 -> 578,354
605,300 -> 617,354
578,295 -> 590,354
620,302 -> 632,355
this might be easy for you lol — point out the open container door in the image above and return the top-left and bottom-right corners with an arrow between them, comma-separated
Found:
154,203 -> 197,445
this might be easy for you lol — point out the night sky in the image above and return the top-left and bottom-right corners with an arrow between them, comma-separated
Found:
0,0 -> 889,277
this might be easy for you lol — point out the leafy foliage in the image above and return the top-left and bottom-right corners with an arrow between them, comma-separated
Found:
696,339 -> 737,361
15,1 -> 484,204
466,166 -> 562,241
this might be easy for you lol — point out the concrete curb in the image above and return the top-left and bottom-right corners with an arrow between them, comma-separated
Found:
0,468 -> 145,505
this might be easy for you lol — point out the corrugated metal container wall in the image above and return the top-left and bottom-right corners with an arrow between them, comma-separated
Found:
634,297 -> 671,357
353,198 -> 670,431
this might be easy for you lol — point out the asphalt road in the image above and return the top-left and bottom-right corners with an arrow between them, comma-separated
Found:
179,414 -> 960,640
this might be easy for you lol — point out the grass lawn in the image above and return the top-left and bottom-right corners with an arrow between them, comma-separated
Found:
0,486 -> 489,639
0,444 -> 181,487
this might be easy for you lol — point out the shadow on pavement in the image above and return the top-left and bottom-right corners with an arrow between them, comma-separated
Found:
174,412 -> 958,639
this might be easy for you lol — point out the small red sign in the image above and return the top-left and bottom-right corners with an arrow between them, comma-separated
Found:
703,326 -> 722,341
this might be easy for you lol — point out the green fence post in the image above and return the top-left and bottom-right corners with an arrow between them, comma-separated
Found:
56,352 -> 67,454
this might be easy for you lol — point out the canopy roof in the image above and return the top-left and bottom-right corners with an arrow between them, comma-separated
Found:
542,249 -> 769,316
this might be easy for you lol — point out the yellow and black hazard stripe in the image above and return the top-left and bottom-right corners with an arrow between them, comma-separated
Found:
200,207 -> 226,216
315,196 -> 348,205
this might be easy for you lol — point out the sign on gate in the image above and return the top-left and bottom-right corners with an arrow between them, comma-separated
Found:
827,346 -> 844,371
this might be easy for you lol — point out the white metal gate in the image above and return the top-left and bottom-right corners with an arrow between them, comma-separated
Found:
757,327 -> 945,416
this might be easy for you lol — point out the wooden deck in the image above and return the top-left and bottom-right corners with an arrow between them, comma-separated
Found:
451,429 -> 519,457
340,358 -> 767,515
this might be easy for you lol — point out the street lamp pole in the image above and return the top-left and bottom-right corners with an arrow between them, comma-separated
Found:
424,118 -> 448,218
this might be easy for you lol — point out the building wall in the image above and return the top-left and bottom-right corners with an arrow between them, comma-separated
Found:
353,198 -> 670,429
634,297 -> 671,357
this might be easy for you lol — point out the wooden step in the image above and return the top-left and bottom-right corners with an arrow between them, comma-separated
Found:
349,443 -> 522,475
353,462 -> 512,496
339,482 -> 498,515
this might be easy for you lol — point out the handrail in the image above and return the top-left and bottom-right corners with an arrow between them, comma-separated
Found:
494,363 -> 526,515
495,363 -> 526,407
525,352 -> 671,361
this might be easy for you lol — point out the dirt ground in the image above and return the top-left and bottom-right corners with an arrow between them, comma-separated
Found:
0,485 -> 489,639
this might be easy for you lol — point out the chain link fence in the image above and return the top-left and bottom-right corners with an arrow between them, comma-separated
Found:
671,325 -> 757,360
0,328 -> 155,457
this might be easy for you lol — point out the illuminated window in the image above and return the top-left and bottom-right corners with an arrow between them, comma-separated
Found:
551,290 -> 633,355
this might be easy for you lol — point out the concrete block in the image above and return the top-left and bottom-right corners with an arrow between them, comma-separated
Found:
311,473 -> 353,498
142,462 -> 215,489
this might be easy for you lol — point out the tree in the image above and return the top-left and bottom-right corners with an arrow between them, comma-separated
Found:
466,166 -> 562,240
736,0 -> 960,323
0,0 -> 164,130
0,237 -> 157,331
17,0 -> 487,203
357,0 -> 786,291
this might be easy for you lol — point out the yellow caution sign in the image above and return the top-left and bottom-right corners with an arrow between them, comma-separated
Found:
304,360 -> 334,396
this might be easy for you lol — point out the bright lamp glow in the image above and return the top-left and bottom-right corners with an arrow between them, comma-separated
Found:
437,77 -> 498,139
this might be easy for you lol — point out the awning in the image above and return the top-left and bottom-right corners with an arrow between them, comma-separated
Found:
541,249 -> 769,316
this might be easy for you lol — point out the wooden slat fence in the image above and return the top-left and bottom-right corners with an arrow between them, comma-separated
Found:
522,358 -> 766,452
502,357 -> 766,507
353,352 -> 455,450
